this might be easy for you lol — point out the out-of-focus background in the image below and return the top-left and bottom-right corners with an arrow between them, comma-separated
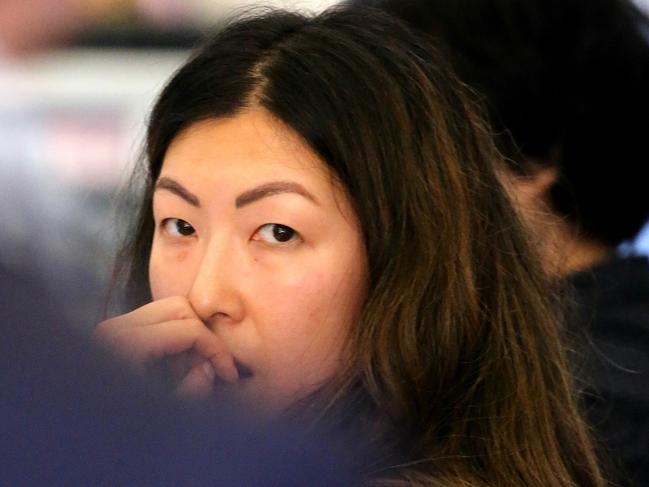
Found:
1,0 -> 648,328
0,0 -> 340,327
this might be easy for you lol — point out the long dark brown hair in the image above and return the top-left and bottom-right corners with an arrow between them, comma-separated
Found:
113,6 -> 604,486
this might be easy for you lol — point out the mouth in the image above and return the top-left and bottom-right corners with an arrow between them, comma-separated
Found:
234,358 -> 254,380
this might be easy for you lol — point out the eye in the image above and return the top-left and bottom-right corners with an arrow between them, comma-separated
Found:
253,224 -> 299,244
161,218 -> 196,237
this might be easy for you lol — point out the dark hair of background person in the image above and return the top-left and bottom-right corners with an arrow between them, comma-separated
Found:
111,7 -> 605,486
351,0 -> 649,248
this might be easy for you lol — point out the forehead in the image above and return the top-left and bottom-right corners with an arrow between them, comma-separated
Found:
162,110 -> 328,185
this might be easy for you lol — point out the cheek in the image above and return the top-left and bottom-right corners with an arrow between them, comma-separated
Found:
264,266 -> 356,321
148,243 -> 194,300
266,238 -> 367,320
255,258 -> 366,389
283,271 -> 361,324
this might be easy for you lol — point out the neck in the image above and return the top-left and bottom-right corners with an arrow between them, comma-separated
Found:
539,217 -> 614,276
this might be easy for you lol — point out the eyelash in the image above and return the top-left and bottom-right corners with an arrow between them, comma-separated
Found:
252,223 -> 299,245
160,218 -> 300,245
161,218 -> 196,237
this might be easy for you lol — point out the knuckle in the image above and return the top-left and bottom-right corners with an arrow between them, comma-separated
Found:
110,327 -> 131,348
186,317 -> 206,330
167,296 -> 193,321
112,328 -> 148,363
94,318 -> 117,340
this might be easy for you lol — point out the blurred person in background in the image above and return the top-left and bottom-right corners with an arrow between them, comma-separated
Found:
96,7 -> 606,485
0,0 -> 338,56
349,0 -> 649,484
0,0 -> 202,56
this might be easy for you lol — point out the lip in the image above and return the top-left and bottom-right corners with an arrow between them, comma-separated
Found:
234,358 -> 254,379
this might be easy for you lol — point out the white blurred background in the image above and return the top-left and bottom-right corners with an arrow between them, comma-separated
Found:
0,0 -> 648,327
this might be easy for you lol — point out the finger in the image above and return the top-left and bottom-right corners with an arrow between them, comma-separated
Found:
176,361 -> 217,397
168,349 -> 205,384
95,296 -> 197,339
167,351 -> 191,384
111,319 -> 239,383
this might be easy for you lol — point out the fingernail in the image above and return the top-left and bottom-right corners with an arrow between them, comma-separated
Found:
202,361 -> 216,382
226,364 -> 239,383
212,358 -> 239,384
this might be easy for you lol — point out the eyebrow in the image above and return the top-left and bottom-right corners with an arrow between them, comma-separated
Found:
154,177 -> 318,209
155,177 -> 201,207
235,181 -> 319,208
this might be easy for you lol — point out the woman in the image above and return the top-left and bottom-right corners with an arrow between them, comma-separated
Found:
96,7 -> 604,486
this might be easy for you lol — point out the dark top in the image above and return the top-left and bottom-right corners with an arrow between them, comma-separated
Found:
570,255 -> 649,486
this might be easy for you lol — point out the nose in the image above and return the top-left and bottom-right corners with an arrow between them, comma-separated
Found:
187,238 -> 245,325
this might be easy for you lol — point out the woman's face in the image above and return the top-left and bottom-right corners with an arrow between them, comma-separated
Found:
149,110 -> 367,412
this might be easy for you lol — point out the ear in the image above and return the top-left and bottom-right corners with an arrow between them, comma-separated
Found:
510,162 -> 558,211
